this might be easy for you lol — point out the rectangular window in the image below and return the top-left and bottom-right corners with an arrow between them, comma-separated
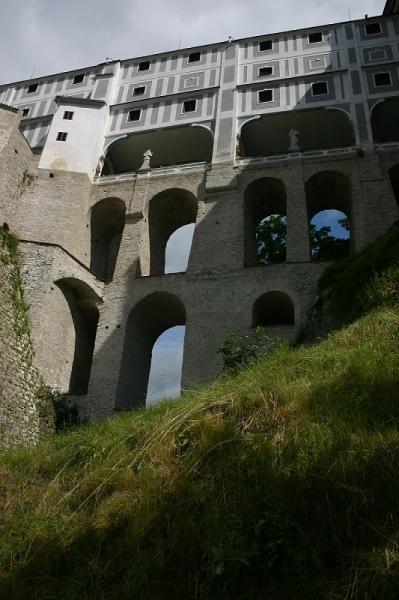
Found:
259,40 -> 273,52
56,132 -> 68,142
138,61 -> 150,71
184,76 -> 199,88
22,108 -> 30,117
374,72 -> 392,86
127,109 -> 141,122
258,89 -> 273,103
311,81 -> 329,95
309,56 -> 327,70
188,51 -> 201,63
308,31 -> 323,44
63,111 -> 74,120
73,74 -> 85,85
133,86 -> 145,96
258,66 -> 273,77
365,22 -> 382,36
369,49 -> 387,61
182,99 -> 197,113
27,83 -> 38,94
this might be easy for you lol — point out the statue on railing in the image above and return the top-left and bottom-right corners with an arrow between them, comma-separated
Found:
288,129 -> 300,152
138,149 -> 153,171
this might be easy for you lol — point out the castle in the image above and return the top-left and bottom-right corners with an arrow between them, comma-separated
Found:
0,1 -> 399,445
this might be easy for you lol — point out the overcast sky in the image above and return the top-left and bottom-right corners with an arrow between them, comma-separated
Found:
0,0 -> 385,85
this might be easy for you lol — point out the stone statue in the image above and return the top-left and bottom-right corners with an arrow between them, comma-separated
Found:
138,149 -> 153,171
288,129 -> 300,152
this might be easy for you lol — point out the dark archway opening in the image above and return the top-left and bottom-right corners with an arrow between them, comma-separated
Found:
56,278 -> 99,395
389,164 -> 399,207
240,108 -> 355,158
244,178 -> 287,266
306,171 -> 352,261
90,198 -> 126,281
116,292 -> 186,410
102,125 -> 213,175
371,98 -> 399,144
149,189 -> 198,275
253,292 -> 295,326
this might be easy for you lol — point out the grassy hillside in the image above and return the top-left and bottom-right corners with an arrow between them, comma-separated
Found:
0,229 -> 399,599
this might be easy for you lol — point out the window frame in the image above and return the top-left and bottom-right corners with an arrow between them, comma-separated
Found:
56,131 -> 68,142
127,108 -> 142,122
72,73 -> 85,85
182,99 -> 197,114
138,61 -> 150,72
133,86 -> 146,96
373,71 -> 392,87
63,110 -> 74,120
258,66 -> 274,78
257,88 -> 274,104
311,80 -> 329,96
27,83 -> 38,94
308,31 -> 324,45
369,49 -> 388,61
259,40 -> 273,52
188,51 -> 201,63
365,21 -> 382,36
22,108 -> 30,118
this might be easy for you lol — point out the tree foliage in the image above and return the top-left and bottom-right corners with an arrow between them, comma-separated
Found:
256,214 -> 350,264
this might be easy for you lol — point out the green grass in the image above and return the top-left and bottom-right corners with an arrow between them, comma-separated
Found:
0,234 -> 399,599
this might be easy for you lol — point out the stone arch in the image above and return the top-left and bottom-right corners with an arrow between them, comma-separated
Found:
244,177 -> 287,266
305,170 -> 352,260
90,197 -> 126,280
371,97 -> 399,143
116,292 -> 186,410
389,164 -> 399,207
55,278 -> 100,395
149,188 -> 198,275
252,291 -> 295,326
101,125 -> 213,174
240,108 -> 355,157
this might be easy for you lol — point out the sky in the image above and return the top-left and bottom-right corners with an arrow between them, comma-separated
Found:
0,0 -> 385,85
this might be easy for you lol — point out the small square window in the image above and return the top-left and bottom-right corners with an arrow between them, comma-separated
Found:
308,31 -> 323,44
133,86 -> 145,96
138,61 -> 150,71
258,66 -> 273,77
259,40 -> 273,52
27,83 -> 38,94
22,108 -> 30,117
311,81 -> 329,95
183,99 -> 197,113
258,89 -> 273,103
73,73 -> 85,85
365,22 -> 382,35
374,72 -> 392,86
128,109 -> 141,122
63,111 -> 74,120
188,51 -> 201,63
56,132 -> 68,142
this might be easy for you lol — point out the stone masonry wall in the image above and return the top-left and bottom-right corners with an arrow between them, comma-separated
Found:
0,229 -> 51,450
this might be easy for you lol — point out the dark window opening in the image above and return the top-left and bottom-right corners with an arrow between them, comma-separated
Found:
138,61 -> 150,71
258,89 -> 273,103
183,99 -> 197,113
308,31 -> 323,44
253,292 -> 295,327
259,66 -> 273,77
73,73 -> 85,85
63,111 -> 74,120
133,86 -> 145,96
27,83 -> 38,94
128,109 -> 141,122
389,165 -> 399,208
374,72 -> 392,87
312,81 -> 328,95
56,132 -> 68,142
259,40 -> 273,52
365,22 -> 382,35
90,197 -> 126,281
22,108 -> 30,117
188,51 -> 201,63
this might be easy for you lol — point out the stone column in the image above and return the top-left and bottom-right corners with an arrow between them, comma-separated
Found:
285,164 -> 311,263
